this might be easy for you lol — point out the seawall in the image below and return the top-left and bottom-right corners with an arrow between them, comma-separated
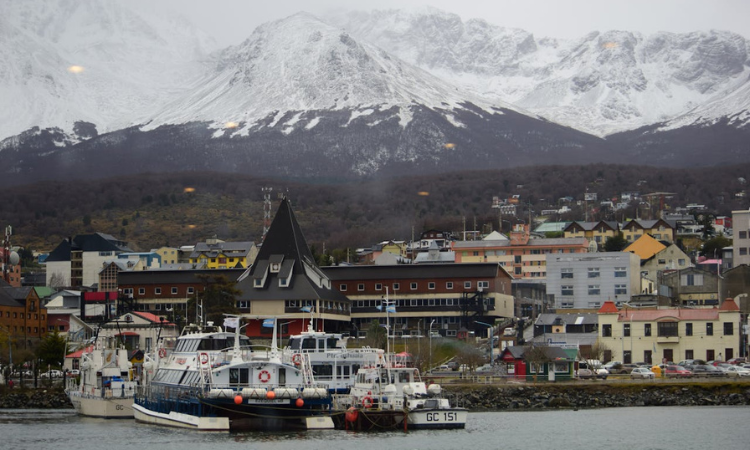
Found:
446,382 -> 750,410
0,389 -> 73,409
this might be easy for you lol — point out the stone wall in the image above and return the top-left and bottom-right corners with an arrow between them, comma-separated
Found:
0,389 -> 73,409
446,383 -> 750,410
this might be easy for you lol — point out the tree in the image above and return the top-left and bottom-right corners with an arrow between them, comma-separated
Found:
363,320 -> 386,349
37,331 -> 67,368
604,233 -> 628,252
48,272 -> 67,289
700,235 -> 732,258
455,345 -> 485,374
523,345 -> 552,382
186,274 -> 241,326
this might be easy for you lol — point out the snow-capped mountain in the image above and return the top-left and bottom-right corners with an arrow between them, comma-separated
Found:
142,12 -> 532,135
0,0 -> 215,140
327,8 -> 750,136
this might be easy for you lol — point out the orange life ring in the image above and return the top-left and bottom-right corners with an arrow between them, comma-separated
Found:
259,370 -> 271,383
158,348 -> 167,358
292,354 -> 301,365
362,396 -> 373,409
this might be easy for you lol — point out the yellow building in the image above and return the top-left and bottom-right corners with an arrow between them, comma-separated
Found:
563,221 -> 619,248
152,246 -> 181,265
621,219 -> 675,243
597,298 -> 741,365
624,234 -> 692,284
188,238 -> 257,269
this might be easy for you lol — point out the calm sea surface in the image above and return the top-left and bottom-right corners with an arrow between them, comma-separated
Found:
2,407 -> 750,450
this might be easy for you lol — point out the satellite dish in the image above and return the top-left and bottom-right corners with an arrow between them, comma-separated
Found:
9,252 -> 20,265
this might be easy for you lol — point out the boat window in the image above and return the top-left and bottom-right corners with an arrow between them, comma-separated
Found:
288,338 -> 302,351
399,372 -> 410,383
327,338 -> 338,349
313,364 -> 333,376
302,339 -> 316,350
279,368 -> 286,386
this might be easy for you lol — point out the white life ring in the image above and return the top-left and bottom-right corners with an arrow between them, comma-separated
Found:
200,352 -> 209,365
259,370 -> 271,383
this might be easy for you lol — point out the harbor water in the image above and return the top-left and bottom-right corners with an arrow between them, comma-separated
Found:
2,406 -> 750,450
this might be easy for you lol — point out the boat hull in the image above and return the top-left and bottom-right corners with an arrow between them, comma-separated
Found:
132,403 -> 230,431
67,391 -> 134,419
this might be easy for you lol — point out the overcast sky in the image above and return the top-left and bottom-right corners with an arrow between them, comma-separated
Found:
131,0 -> 750,47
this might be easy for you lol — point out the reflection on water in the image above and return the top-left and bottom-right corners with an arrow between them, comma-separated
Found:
2,407 -> 750,450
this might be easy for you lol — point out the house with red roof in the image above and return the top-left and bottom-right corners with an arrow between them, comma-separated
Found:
597,298 -> 741,365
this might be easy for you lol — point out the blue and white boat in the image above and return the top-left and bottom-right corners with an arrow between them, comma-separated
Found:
133,319 -> 333,431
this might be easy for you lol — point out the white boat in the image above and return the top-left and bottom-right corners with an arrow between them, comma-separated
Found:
133,319 -> 335,431
285,323 -> 384,394
333,360 -> 468,430
65,336 -> 138,418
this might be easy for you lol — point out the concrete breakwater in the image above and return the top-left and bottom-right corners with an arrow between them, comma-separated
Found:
446,382 -> 750,410
0,389 -> 73,409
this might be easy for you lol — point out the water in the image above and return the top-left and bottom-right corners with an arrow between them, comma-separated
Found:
2,407 -> 750,450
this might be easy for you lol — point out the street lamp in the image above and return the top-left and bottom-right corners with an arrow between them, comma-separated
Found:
429,320 -> 436,373
476,321 -> 495,363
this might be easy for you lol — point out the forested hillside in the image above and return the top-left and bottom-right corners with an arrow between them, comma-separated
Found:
3,163 -> 748,255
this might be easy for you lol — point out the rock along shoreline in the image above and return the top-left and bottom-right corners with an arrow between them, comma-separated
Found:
2,382 -> 750,411
446,381 -> 750,410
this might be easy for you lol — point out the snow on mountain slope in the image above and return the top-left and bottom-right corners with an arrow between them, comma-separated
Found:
0,0 -> 215,140
142,12 -> 535,135
327,8 -> 750,136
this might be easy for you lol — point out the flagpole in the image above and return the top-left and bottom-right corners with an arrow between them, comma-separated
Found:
385,287 -> 390,356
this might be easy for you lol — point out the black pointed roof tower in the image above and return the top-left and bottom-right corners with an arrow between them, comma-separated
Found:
236,197 -> 349,303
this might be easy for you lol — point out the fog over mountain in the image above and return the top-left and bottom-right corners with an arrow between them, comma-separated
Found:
1,1 -> 748,187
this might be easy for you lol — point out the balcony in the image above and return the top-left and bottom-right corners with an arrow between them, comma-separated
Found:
657,335 -> 679,344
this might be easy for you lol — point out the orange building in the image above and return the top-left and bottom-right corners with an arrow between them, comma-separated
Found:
0,283 -> 47,352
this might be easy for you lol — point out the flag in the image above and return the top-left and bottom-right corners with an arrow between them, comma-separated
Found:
301,306 -> 312,313
223,317 -> 239,329
262,318 -> 275,328
376,305 -> 383,312
386,306 -> 396,314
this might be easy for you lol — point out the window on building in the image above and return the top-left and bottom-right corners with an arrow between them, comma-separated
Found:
685,323 -> 693,336
678,259 -> 686,266
358,284 -> 365,292
428,282 -> 435,290
706,349 -> 715,361
561,285 -> 574,296
588,268 -> 600,278
588,285 -> 600,295
658,259 -> 666,265
375,283 -> 382,291
138,288 -> 145,295
464,281 -> 472,289
614,267 -> 627,277
446,282 -> 453,289
740,248 -> 748,256
740,231 -> 748,239
624,323 -> 630,337
410,282 -> 418,290
187,287 -> 194,295
393,283 -> 400,291
561,268 -> 573,279
707,322 -> 714,336
724,322 -> 734,336
623,350 -> 632,364
602,324 -> 612,337
340,284 -> 347,291
478,281 -> 489,289
155,304 -> 162,311
685,349 -> 694,360
155,288 -> 161,295
614,284 -> 627,295
236,301 -> 249,309
658,322 -> 678,337
171,287 -> 178,295
681,273 -> 704,286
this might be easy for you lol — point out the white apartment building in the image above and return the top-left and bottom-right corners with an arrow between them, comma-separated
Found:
546,252 -> 640,309
732,210 -> 750,267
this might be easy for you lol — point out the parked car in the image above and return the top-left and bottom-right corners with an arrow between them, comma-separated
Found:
630,367 -> 656,379
658,364 -> 692,378
40,369 -> 63,379
66,369 -> 81,377
688,364 -> 726,378
577,362 -> 608,380
609,363 -> 638,374
727,358 -> 747,365
603,361 -> 622,371
724,366 -> 750,377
